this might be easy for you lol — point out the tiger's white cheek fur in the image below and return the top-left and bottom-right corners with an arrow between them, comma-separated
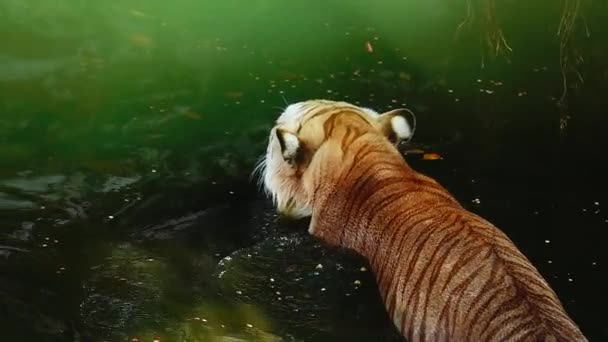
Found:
263,136 -> 312,219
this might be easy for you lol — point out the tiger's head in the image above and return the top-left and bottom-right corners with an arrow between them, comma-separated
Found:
257,99 -> 415,220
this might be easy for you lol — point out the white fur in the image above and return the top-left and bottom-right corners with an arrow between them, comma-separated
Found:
391,115 -> 411,139
276,102 -> 306,129
261,134 -> 311,218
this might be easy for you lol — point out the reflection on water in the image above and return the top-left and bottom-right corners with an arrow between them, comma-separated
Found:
1,0 -> 607,341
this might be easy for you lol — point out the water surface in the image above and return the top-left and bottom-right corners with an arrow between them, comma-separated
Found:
1,1 -> 607,341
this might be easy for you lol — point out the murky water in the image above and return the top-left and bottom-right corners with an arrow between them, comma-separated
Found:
1,1 -> 607,341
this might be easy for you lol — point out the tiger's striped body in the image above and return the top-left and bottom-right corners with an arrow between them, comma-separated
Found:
259,100 -> 586,341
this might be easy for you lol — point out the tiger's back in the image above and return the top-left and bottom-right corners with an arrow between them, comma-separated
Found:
386,209 -> 581,341
385,209 -> 578,341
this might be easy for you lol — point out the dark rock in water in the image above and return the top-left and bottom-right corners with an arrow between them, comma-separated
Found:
133,207 -> 227,241
0,245 -> 30,259
133,206 -> 242,241
0,249 -> 73,341
99,175 -> 142,193
9,221 -> 36,241
1,175 -> 67,193
110,177 -> 282,255
0,192 -> 37,209
0,294 -> 69,341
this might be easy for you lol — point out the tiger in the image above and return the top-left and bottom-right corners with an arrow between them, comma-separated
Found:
256,99 -> 587,341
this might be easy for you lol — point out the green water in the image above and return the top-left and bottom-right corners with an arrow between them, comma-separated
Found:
1,1 -> 607,341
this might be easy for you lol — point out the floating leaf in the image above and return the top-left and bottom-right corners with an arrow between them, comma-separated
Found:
422,153 -> 442,160
403,148 -> 425,155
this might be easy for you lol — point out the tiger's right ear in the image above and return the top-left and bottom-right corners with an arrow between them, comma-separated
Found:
276,128 -> 301,164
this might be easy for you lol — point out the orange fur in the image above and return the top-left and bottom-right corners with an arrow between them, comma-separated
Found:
259,100 -> 586,341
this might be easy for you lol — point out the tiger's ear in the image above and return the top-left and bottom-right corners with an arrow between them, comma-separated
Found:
276,128 -> 301,163
377,108 -> 416,144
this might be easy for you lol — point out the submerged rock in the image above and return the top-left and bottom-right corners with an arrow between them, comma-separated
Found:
215,233 -> 403,342
78,241 -> 292,341
80,242 -> 170,340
